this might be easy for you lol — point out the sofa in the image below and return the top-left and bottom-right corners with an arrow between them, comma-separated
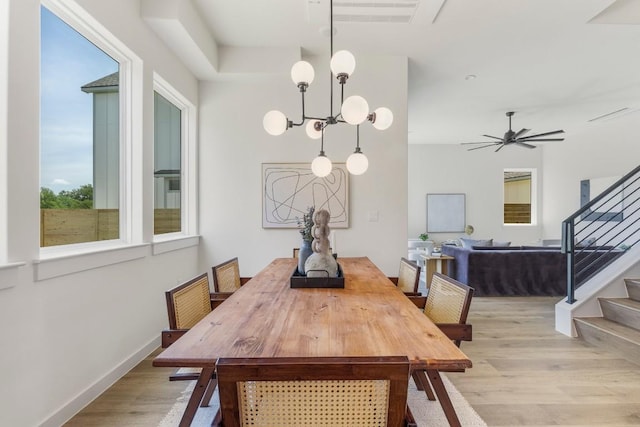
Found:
441,244 -> 623,297
442,239 -> 624,296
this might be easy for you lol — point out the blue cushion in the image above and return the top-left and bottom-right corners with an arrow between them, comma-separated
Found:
460,237 -> 492,249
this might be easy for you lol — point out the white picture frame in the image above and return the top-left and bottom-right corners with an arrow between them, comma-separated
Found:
426,193 -> 465,233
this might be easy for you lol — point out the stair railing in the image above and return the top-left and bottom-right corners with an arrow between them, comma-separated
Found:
561,165 -> 640,303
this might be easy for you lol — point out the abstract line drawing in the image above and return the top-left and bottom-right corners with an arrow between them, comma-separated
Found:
262,163 -> 349,229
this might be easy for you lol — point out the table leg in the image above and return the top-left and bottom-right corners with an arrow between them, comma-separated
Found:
180,367 -> 215,427
425,259 -> 436,286
440,259 -> 449,277
425,369 -> 461,427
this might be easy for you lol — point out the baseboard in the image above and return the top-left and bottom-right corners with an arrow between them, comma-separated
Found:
38,335 -> 161,427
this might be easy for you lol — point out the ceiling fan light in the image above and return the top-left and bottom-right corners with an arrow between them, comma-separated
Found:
346,151 -> 369,175
306,120 -> 323,139
311,154 -> 332,177
291,61 -> 315,87
263,110 -> 288,136
341,95 -> 369,125
330,50 -> 356,78
372,107 -> 394,130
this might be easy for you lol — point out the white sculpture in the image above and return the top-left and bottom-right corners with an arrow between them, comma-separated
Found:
304,209 -> 338,278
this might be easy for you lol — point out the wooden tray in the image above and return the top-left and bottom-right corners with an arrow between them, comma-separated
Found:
290,264 -> 344,288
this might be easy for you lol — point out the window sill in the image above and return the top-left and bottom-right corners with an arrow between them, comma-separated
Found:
35,243 -> 149,281
152,234 -> 200,255
0,262 -> 27,290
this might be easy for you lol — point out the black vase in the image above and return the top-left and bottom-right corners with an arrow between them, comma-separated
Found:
298,240 -> 313,275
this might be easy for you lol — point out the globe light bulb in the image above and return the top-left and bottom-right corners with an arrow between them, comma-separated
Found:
341,95 -> 369,125
346,151 -> 369,175
306,120 -> 323,140
330,50 -> 356,78
263,110 -> 288,136
372,107 -> 394,130
311,154 -> 332,177
290,61 -> 315,86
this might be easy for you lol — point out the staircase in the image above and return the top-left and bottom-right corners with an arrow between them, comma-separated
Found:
574,278 -> 640,364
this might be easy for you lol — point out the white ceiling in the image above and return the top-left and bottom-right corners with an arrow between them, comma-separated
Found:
176,0 -> 640,145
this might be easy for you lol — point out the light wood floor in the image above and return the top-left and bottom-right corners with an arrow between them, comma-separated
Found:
65,297 -> 640,426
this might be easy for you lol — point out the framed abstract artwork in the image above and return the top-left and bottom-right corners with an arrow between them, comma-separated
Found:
262,163 -> 349,228
580,176 -> 624,222
426,193 -> 465,233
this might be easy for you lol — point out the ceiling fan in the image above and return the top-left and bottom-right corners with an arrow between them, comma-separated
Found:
462,111 -> 564,152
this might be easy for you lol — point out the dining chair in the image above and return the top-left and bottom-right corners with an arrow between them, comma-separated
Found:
410,272 -> 474,402
213,356 -> 415,427
211,257 -> 242,293
395,257 -> 422,295
163,272 -> 218,407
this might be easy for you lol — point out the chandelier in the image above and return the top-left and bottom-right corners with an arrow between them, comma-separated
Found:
262,0 -> 393,177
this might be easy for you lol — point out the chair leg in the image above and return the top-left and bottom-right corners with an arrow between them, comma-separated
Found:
426,369 -> 461,427
200,376 -> 218,407
413,370 -> 436,401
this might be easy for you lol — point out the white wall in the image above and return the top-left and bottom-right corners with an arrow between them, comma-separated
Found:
198,54 -> 409,276
408,115 -> 639,245
541,113 -> 640,239
1,1 -> 201,426
408,144 -> 544,245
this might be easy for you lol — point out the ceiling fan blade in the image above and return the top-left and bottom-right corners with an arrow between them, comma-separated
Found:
515,142 -> 536,149
495,144 -> 505,152
482,134 -> 504,141
513,128 -> 530,139
467,144 -> 500,151
519,129 -> 565,140
517,138 -> 564,142
461,141 -> 501,145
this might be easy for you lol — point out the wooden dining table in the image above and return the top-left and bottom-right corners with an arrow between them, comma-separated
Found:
153,257 -> 472,426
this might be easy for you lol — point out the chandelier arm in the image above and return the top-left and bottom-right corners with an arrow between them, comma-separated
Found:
329,0 -> 334,120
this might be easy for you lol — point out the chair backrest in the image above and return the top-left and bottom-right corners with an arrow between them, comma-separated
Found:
216,356 -> 410,427
165,273 -> 212,330
212,257 -> 242,293
425,272 -> 474,345
397,257 -> 421,293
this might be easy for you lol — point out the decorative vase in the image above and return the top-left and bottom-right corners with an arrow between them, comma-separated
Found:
298,240 -> 313,275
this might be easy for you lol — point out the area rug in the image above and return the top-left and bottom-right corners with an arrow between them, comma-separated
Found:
158,373 -> 486,426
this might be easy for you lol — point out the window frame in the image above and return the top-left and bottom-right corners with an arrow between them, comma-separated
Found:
152,73 -> 198,241
36,0 -> 145,279
503,168 -> 537,226
0,0 -> 8,266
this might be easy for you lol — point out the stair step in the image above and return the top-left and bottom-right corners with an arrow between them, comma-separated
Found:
626,278 -> 640,302
574,317 -> 640,365
600,298 -> 640,330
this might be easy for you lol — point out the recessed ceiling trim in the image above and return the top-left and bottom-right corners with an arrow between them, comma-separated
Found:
588,107 -> 629,122
308,0 -> 420,24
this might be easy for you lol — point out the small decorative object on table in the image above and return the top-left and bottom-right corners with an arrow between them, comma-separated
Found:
419,232 -> 429,241
296,206 -> 315,274
304,209 -> 339,278
431,246 -> 442,257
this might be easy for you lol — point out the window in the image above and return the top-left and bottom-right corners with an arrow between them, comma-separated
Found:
153,74 -> 196,239
40,4 -> 120,247
504,169 -> 537,225
153,91 -> 181,235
